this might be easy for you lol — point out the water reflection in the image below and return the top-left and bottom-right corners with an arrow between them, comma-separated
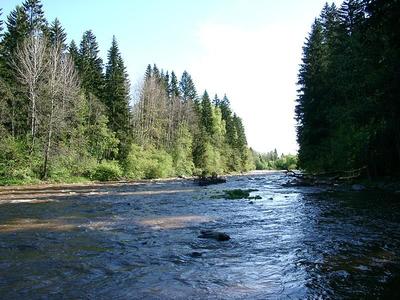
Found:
0,173 -> 399,299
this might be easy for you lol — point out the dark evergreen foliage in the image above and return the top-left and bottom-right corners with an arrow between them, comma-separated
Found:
179,70 -> 197,102
78,30 -> 104,100
49,18 -> 66,49
104,36 -> 131,159
296,0 -> 400,176
201,90 -> 214,136
22,0 -> 47,34
168,71 -> 180,98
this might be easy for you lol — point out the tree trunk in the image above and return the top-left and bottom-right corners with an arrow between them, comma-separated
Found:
42,101 -> 54,179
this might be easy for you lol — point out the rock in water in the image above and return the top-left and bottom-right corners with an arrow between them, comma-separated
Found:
196,176 -> 227,186
190,251 -> 203,257
198,230 -> 230,241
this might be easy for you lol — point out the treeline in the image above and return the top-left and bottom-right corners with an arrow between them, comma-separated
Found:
251,149 -> 297,171
296,0 -> 400,176
0,0 -> 253,184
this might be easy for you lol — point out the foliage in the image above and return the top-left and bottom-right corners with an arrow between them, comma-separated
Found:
0,0 -> 254,185
296,0 -> 400,176
252,149 -> 298,170
124,144 -> 174,179
91,160 -> 122,181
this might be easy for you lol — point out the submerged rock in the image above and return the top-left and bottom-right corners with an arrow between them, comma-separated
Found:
190,251 -> 203,257
198,230 -> 231,241
196,176 -> 227,186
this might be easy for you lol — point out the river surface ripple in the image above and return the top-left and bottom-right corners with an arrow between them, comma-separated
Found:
1,172 -> 400,299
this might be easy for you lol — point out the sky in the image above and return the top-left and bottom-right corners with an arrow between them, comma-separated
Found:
1,0 -> 342,154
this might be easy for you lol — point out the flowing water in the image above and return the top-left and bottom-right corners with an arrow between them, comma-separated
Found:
1,172 -> 400,299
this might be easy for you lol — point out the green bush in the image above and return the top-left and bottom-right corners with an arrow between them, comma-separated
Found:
124,144 -> 174,179
92,161 -> 122,181
0,136 -> 38,184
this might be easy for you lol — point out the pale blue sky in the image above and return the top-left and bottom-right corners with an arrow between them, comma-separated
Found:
0,0 -> 341,154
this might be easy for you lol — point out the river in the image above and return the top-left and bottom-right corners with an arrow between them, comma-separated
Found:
1,172 -> 399,299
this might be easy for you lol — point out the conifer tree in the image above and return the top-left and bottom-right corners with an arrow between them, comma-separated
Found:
168,71 -> 180,98
68,40 -> 79,66
22,0 -> 47,34
144,64 -> 152,81
104,36 -> 131,159
212,94 -> 220,106
152,64 -> 160,81
201,90 -> 214,136
179,70 -> 197,102
1,6 -> 30,135
295,19 -> 326,171
49,18 -> 66,49
218,94 -> 235,145
163,70 -> 169,92
78,30 -> 104,100
2,6 -> 29,58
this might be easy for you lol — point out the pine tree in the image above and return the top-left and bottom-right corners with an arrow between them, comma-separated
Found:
104,36 -> 131,159
49,18 -> 67,49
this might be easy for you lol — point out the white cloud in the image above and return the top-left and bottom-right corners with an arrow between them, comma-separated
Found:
190,22 -> 305,154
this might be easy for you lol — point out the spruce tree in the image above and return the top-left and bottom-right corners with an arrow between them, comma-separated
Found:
1,6 -> 30,135
168,71 -> 180,98
49,18 -> 66,49
78,30 -> 104,100
144,64 -> 152,81
179,70 -> 197,102
212,94 -> 220,106
2,6 -> 29,58
68,40 -> 79,66
22,0 -> 47,34
218,94 -> 235,145
105,36 -> 131,159
201,90 -> 214,136
152,64 -> 160,81
163,70 -> 169,92
295,19 -> 326,171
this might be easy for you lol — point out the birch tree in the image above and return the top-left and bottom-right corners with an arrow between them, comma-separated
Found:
12,34 -> 47,150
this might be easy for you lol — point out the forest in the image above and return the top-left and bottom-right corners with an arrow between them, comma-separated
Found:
296,0 -> 400,177
0,0 -> 262,185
